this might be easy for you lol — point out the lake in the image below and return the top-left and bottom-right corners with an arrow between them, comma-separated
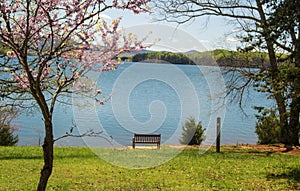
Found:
14,62 -> 272,147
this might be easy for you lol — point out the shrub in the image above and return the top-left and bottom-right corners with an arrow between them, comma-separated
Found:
255,110 -> 281,144
0,124 -> 18,146
0,107 -> 19,146
180,117 -> 206,145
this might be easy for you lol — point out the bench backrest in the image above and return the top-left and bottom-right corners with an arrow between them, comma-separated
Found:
134,134 -> 161,142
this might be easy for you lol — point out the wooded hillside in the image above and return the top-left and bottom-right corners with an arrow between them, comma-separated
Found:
131,49 -> 273,68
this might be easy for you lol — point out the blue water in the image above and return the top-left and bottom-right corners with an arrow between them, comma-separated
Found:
14,62 -> 272,147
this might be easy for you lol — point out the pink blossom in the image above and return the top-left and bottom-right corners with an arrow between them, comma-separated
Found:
10,124 -> 20,132
0,0 -> 152,105
96,89 -> 103,94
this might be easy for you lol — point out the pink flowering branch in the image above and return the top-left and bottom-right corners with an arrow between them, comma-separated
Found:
0,1 -> 152,190
0,0 -> 151,108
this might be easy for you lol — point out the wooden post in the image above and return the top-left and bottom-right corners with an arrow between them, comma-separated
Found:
216,117 -> 221,153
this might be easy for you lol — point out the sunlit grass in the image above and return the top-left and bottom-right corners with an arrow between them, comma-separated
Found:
0,146 -> 299,190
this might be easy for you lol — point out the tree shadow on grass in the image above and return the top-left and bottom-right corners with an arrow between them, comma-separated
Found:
0,152 -> 97,160
267,167 -> 300,182
0,155 -> 43,160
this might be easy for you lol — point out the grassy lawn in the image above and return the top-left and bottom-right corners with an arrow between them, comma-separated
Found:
0,146 -> 299,190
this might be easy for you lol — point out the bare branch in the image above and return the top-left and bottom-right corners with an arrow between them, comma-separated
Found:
53,123 -> 113,144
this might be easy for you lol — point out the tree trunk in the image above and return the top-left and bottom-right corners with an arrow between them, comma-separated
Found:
37,119 -> 54,191
289,79 -> 300,145
289,40 -> 300,146
255,0 -> 293,145
275,93 -> 289,144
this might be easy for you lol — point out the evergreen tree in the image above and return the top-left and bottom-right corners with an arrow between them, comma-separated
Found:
0,108 -> 19,146
0,124 -> 18,146
180,117 -> 206,145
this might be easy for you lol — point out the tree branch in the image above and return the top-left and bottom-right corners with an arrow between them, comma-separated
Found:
53,123 -> 113,144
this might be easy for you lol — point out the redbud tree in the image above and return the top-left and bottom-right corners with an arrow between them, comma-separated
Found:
0,0 -> 150,190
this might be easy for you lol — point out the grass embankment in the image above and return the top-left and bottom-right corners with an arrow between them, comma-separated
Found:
0,146 -> 299,190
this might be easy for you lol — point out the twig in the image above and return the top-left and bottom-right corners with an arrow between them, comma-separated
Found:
53,122 -> 113,144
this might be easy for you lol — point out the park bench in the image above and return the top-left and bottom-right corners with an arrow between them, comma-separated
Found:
132,134 -> 161,149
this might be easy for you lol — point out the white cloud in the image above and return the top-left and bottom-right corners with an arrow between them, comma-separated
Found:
226,38 -> 239,43
198,39 -> 210,43
100,14 -> 112,20
231,29 -> 240,33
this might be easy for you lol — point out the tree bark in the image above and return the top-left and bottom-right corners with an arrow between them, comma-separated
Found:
289,40 -> 300,146
37,118 -> 54,191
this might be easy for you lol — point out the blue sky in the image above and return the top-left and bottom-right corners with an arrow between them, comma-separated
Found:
102,9 -> 240,51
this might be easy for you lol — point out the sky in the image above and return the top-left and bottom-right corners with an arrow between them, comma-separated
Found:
102,9 -> 240,51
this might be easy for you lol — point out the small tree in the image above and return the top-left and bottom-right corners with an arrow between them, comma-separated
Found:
255,109 -> 281,144
0,124 -> 18,146
0,1 -> 151,190
180,117 -> 206,145
0,107 -> 19,146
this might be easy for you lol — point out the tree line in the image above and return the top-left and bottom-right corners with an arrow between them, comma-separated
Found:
132,51 -> 196,65
132,49 -> 271,68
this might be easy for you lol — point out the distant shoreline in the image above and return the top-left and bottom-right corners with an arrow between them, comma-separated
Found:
120,49 -> 271,68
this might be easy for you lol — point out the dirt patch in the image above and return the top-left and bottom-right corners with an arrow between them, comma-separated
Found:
224,144 -> 300,155
166,144 -> 300,154
123,144 -> 300,154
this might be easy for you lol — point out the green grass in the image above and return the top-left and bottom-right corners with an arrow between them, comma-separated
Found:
0,146 -> 299,190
